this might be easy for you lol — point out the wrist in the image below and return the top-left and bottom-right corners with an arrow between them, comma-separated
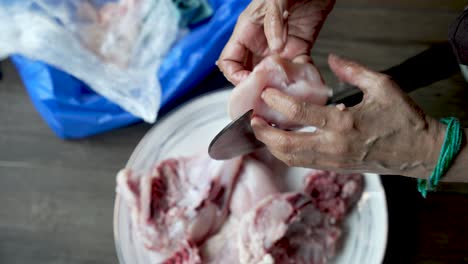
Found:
401,117 -> 445,179
423,118 -> 446,175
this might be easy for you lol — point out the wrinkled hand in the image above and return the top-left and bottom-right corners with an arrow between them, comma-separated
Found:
251,54 -> 446,179
217,0 -> 335,85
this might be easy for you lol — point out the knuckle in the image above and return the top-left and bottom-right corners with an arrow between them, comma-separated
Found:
336,112 -> 354,132
374,74 -> 391,88
289,101 -> 308,122
329,136 -> 351,156
319,116 -> 328,128
277,135 -> 294,153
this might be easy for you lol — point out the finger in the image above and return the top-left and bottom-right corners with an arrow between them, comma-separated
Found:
280,36 -> 311,60
328,54 -> 391,98
261,88 -> 347,129
292,54 -> 312,64
269,148 -> 363,171
269,148 -> 310,167
264,0 -> 288,52
269,150 -> 348,170
217,37 -> 251,85
267,147 -> 348,169
251,116 -> 322,154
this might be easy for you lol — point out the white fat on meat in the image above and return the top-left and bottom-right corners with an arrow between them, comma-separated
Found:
116,154 -> 243,259
117,152 -> 363,264
202,157 -> 280,264
201,217 -> 241,264
229,55 -> 329,128
238,193 -> 341,264
230,158 -> 280,217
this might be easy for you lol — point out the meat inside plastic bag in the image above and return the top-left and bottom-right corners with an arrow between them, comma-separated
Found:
0,0 -> 181,122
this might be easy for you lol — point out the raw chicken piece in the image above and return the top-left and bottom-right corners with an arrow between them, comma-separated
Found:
248,149 -> 290,192
117,152 -> 364,263
238,193 -> 341,264
229,55 -> 330,128
202,157 -> 280,263
303,171 -> 364,223
162,242 -> 201,264
201,217 -> 241,264
230,157 -> 280,217
77,0 -> 140,67
116,154 -> 243,259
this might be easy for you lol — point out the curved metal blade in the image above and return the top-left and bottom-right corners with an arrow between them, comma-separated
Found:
208,110 -> 265,160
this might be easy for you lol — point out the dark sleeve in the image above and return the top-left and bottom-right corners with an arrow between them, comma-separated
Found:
448,8 -> 468,66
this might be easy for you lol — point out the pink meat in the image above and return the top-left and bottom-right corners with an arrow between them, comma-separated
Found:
162,242 -> 201,264
117,153 -> 365,263
116,154 -> 243,260
229,157 -> 280,217
201,217 -> 241,264
238,193 -> 341,264
202,157 -> 280,263
228,55 -> 329,129
303,170 -> 364,223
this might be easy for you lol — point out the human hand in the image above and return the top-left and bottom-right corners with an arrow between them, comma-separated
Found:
217,0 -> 335,85
251,54 -> 446,179
228,55 -> 330,129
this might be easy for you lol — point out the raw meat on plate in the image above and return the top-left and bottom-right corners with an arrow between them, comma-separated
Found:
230,158 -> 280,217
117,152 -> 364,264
116,154 -> 243,259
202,157 -> 280,264
304,170 -> 364,223
238,193 -> 341,264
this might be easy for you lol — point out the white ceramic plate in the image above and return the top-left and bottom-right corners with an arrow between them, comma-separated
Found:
113,89 -> 388,264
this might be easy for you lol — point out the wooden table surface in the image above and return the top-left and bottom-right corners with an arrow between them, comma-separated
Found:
1,1 -> 467,263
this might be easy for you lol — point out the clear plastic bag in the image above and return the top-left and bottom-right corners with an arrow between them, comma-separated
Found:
0,0 -> 181,122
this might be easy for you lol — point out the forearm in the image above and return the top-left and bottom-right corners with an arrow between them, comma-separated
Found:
441,128 -> 468,183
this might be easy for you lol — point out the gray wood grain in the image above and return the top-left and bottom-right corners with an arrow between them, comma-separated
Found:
0,59 -> 150,263
321,8 -> 458,43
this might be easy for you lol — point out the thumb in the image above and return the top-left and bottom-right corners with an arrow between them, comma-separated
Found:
328,54 -> 390,97
264,0 -> 288,52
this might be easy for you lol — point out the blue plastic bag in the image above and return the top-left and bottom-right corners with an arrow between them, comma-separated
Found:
11,0 -> 249,139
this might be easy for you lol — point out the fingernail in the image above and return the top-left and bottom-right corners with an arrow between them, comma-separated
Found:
251,117 -> 260,128
261,88 -> 274,100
